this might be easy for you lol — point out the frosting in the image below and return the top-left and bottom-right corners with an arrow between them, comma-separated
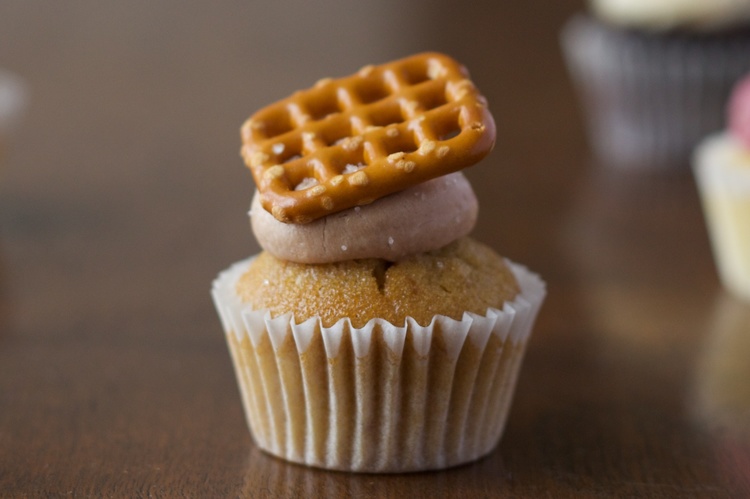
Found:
696,133 -> 750,187
250,172 -> 478,264
590,0 -> 750,30
729,75 -> 750,148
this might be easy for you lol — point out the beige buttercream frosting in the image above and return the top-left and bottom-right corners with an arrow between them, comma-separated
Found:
250,172 -> 478,264
590,0 -> 750,30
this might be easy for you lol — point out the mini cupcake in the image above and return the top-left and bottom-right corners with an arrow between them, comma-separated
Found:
562,0 -> 750,170
211,53 -> 546,472
694,74 -> 750,301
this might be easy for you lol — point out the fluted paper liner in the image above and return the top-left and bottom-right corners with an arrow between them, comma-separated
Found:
212,257 -> 546,472
694,134 -> 750,301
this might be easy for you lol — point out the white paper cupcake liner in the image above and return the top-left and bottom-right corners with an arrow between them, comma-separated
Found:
694,133 -> 750,300
562,15 -> 750,170
212,256 -> 546,473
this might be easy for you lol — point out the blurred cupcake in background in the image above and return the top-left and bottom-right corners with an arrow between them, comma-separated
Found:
562,0 -> 750,170
694,73 -> 750,301
0,69 -> 27,163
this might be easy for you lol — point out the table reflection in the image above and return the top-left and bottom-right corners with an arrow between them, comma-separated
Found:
560,165 -> 713,352
0,248 -> 7,341
692,293 -> 750,438
236,443 -> 511,497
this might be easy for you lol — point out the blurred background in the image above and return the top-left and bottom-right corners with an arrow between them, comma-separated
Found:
0,0 -> 585,343
3,1 -> 750,496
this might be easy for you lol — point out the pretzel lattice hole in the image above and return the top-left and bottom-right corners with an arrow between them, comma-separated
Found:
399,60 -> 431,85
367,102 -> 406,128
305,90 -> 342,121
352,78 -> 391,105
420,85 -> 449,111
332,147 -> 367,175
322,120 -> 354,148
286,162 -> 319,192
278,138 -> 303,164
434,111 -> 463,142
382,129 -> 419,157
440,128 -> 461,141
256,108 -> 293,139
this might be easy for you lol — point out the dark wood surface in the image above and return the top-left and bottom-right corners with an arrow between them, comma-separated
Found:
2,1 -> 750,497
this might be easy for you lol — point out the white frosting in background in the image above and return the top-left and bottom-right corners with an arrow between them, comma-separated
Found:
695,133 -> 750,192
694,132 -> 750,300
590,0 -> 750,30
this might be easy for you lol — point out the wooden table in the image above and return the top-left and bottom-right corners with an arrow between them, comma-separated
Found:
2,1 -> 749,497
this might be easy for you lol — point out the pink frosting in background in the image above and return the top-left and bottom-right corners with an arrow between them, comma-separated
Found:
728,75 -> 750,148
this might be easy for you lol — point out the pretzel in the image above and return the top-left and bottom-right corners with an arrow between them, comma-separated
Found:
240,52 -> 496,224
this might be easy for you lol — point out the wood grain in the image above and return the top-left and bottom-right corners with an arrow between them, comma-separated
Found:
1,1 -> 749,497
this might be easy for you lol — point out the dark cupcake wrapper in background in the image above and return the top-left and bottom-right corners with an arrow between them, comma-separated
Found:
562,14 -> 750,170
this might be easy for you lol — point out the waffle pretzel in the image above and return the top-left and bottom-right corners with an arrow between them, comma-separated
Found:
241,52 -> 496,224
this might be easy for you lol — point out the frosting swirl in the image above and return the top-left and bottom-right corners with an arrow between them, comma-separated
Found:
590,0 -> 750,30
729,74 -> 750,148
250,172 -> 478,264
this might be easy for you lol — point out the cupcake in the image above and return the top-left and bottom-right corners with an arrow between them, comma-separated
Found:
694,74 -> 750,301
562,0 -> 750,170
211,53 -> 546,472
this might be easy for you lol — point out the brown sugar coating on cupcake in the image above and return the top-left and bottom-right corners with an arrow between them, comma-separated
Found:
236,237 -> 520,328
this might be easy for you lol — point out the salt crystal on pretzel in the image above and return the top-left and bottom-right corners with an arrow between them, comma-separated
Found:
241,52 -> 496,224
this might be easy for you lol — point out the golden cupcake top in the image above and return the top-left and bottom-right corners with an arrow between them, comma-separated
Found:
235,237 -> 519,328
